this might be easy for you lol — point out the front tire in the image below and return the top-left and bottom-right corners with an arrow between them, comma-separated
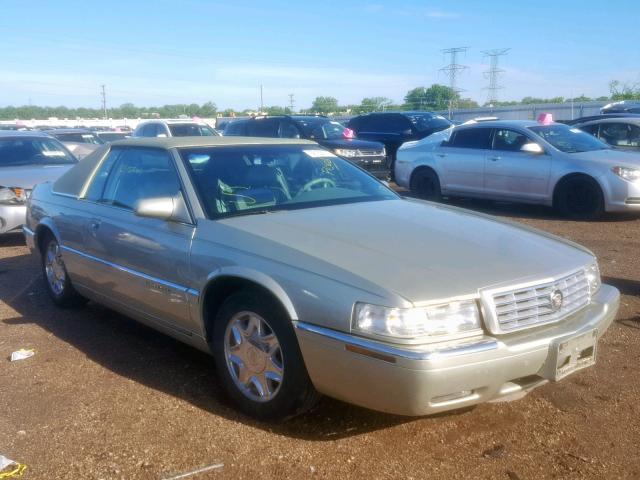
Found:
410,168 -> 442,201
212,289 -> 319,421
40,234 -> 86,307
555,176 -> 604,219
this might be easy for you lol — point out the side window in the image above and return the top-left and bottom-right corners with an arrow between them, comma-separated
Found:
449,128 -> 493,149
100,148 -> 181,210
492,129 -> 531,152
141,124 -> 158,137
600,123 -> 640,147
224,122 -> 246,136
278,121 -> 301,139
246,119 -> 279,137
579,124 -> 600,137
83,149 -> 121,201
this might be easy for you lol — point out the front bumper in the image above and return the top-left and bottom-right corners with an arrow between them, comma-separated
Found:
603,174 -> 640,212
294,284 -> 619,416
0,204 -> 26,234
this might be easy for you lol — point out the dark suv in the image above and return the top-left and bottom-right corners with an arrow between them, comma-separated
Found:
224,115 -> 388,179
347,112 -> 452,178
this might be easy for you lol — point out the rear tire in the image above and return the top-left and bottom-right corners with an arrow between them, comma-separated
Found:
40,233 -> 87,307
555,176 -> 604,219
410,169 -> 442,201
212,289 -> 320,421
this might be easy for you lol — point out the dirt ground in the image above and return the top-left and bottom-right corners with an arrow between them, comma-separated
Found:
1,198 -> 639,480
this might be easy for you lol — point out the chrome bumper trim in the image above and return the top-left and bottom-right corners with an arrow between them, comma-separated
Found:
294,321 -> 499,362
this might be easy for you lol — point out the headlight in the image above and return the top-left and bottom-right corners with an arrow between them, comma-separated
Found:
381,147 -> 386,156
334,148 -> 358,158
354,300 -> 481,340
0,186 -> 22,205
612,166 -> 640,183
585,262 -> 601,295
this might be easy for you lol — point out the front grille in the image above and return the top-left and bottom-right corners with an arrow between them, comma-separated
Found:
356,149 -> 384,157
488,270 -> 590,333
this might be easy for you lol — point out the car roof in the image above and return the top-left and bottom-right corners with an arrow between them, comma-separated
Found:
138,119 -> 210,125
456,120 -> 540,129
47,128 -> 95,134
574,117 -> 640,126
0,130 -> 53,139
108,136 -> 316,149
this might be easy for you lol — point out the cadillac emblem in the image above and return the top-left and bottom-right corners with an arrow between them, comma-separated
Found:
550,289 -> 564,312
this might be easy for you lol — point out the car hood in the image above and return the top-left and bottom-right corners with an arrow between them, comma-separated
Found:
567,148 -> 640,167
0,164 -> 75,189
319,138 -> 385,150
215,199 -> 594,304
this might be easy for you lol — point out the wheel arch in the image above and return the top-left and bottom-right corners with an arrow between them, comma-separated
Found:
552,171 -> 605,207
409,164 -> 440,190
199,268 -> 298,343
34,218 -> 62,254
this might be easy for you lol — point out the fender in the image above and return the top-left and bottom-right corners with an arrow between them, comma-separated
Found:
34,216 -> 62,252
201,266 -> 298,321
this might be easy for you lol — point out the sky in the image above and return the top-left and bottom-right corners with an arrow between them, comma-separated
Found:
1,0 -> 639,110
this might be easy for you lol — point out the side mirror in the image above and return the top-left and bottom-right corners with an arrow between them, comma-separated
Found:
520,143 -> 544,154
134,194 -> 190,223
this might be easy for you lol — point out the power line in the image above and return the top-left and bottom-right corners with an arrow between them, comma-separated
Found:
439,47 -> 468,116
482,48 -> 510,105
100,84 -> 107,119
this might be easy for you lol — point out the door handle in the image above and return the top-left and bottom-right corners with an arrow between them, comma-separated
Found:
89,219 -> 101,233
436,153 -> 447,157
490,156 -> 501,161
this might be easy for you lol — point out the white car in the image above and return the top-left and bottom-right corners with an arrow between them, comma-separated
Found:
395,120 -> 640,218
132,120 -> 219,138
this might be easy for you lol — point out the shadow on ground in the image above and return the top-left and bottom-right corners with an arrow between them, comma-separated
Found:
0,250 -> 428,441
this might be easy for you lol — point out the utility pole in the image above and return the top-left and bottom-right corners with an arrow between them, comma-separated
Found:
260,84 -> 264,113
482,49 -> 510,105
100,84 -> 107,119
440,47 -> 468,117
288,93 -> 295,113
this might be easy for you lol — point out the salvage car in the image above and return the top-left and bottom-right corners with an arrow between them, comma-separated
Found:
25,136 -> 619,419
1,131 -> 77,234
224,115 -> 388,179
395,120 -> 640,218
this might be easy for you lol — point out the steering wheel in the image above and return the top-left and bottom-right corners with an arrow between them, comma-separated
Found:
301,178 -> 336,192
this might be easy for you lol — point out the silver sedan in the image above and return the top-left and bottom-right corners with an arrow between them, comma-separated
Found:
395,120 -> 640,218
25,136 -> 619,419
0,131 -> 77,234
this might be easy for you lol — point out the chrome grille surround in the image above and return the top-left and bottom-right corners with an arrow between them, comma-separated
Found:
480,269 -> 591,334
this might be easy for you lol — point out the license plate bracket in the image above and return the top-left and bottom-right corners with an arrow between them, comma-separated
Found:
546,329 -> 598,381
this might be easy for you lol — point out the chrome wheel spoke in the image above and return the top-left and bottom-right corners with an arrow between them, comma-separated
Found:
224,310 -> 284,403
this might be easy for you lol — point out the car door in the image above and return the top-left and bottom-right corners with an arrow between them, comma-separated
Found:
80,146 -> 198,335
437,127 -> 492,195
483,127 -> 551,201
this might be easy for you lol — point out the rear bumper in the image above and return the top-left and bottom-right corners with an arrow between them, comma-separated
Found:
0,204 -> 26,234
295,284 -> 619,416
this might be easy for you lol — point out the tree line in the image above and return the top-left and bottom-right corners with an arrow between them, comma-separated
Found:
1,80 -> 638,120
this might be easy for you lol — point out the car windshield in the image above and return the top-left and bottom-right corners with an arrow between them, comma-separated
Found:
0,137 -> 77,166
180,145 -> 398,218
528,124 -> 610,153
406,113 -> 452,132
168,123 -> 217,137
313,121 -> 348,140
